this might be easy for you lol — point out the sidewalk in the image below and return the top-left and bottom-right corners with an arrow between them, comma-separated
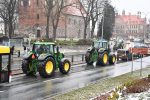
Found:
50,67 -> 150,100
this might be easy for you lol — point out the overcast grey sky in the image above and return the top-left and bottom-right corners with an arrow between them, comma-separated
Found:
111,0 -> 150,18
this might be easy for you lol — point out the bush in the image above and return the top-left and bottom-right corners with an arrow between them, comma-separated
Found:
76,39 -> 92,45
56,40 -> 77,45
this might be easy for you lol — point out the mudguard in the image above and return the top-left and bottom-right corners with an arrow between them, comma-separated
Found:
23,52 -> 33,59
60,58 -> 69,62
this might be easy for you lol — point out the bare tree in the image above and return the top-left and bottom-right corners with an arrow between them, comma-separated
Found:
79,0 -> 105,39
44,0 -> 54,39
50,0 -> 64,40
0,0 -> 17,38
44,0 -> 76,40
90,0 -> 105,38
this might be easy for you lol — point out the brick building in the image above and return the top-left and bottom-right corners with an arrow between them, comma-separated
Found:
113,11 -> 146,40
19,0 -> 90,39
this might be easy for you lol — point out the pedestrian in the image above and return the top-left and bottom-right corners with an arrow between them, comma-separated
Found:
23,45 -> 26,54
11,46 -> 15,55
18,50 -> 20,57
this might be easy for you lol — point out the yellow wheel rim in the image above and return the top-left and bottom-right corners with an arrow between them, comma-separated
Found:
112,56 -> 116,63
46,61 -> 53,74
64,63 -> 69,71
103,54 -> 108,64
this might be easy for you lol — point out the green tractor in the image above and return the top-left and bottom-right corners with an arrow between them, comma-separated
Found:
22,42 -> 71,78
85,39 -> 116,66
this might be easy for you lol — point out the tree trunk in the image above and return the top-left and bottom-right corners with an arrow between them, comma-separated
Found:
91,23 -> 95,39
83,24 -> 87,39
8,21 -> 13,39
4,22 -> 7,36
46,15 -> 50,39
53,26 -> 57,41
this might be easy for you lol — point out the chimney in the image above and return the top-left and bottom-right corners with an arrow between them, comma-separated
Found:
122,10 -> 125,15
137,11 -> 141,18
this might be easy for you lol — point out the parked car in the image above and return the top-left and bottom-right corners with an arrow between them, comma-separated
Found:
117,49 -> 132,61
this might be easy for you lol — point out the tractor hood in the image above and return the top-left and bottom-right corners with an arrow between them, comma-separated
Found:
98,48 -> 105,53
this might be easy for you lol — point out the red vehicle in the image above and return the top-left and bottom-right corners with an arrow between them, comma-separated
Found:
129,47 -> 150,56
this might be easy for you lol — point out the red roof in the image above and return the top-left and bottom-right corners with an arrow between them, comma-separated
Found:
117,15 -> 145,24
63,0 -> 86,16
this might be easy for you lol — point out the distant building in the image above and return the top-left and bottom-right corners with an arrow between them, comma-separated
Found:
19,0 -> 89,39
113,10 -> 146,40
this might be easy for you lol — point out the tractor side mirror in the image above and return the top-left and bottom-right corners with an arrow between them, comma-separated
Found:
56,46 -> 60,53
92,42 -> 94,47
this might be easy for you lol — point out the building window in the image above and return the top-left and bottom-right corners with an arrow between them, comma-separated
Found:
37,30 -> 41,38
74,19 -> 76,25
21,0 -> 29,7
37,0 -> 39,6
37,14 -> 39,19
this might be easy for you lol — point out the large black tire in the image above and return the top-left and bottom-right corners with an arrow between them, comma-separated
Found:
109,54 -> 116,65
22,59 -> 30,75
38,57 -> 55,78
97,52 -> 108,66
85,51 -> 93,65
59,59 -> 71,74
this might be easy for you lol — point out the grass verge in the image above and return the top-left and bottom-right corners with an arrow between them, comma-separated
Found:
50,67 -> 150,100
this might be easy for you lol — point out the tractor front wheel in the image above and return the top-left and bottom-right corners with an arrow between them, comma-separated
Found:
97,52 -> 108,66
59,59 -> 71,74
22,59 -> 31,75
109,55 -> 116,65
85,51 -> 93,65
38,57 -> 55,78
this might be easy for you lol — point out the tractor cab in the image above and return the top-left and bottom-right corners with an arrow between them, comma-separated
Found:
0,46 -> 11,83
93,39 -> 108,50
32,42 -> 55,56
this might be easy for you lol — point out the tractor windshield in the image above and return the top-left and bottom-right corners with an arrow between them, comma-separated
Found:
33,44 -> 53,55
94,42 -> 102,49
94,41 -> 108,49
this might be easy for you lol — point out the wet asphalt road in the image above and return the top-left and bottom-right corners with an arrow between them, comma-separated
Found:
0,56 -> 150,100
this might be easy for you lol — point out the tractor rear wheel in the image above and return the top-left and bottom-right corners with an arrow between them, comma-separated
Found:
22,59 -> 31,75
38,57 -> 55,78
59,59 -> 71,74
109,55 -> 116,65
85,51 -> 93,65
97,52 -> 108,66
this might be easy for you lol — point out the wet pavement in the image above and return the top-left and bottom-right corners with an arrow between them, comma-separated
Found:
0,56 -> 150,100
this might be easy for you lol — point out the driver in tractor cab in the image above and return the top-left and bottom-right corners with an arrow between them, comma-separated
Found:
36,45 -> 44,55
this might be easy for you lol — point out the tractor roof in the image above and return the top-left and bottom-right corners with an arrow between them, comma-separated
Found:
34,42 -> 55,45
94,39 -> 108,43
0,46 -> 10,54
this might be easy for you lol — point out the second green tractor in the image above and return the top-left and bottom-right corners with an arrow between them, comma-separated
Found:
85,39 -> 116,66
22,42 -> 71,78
